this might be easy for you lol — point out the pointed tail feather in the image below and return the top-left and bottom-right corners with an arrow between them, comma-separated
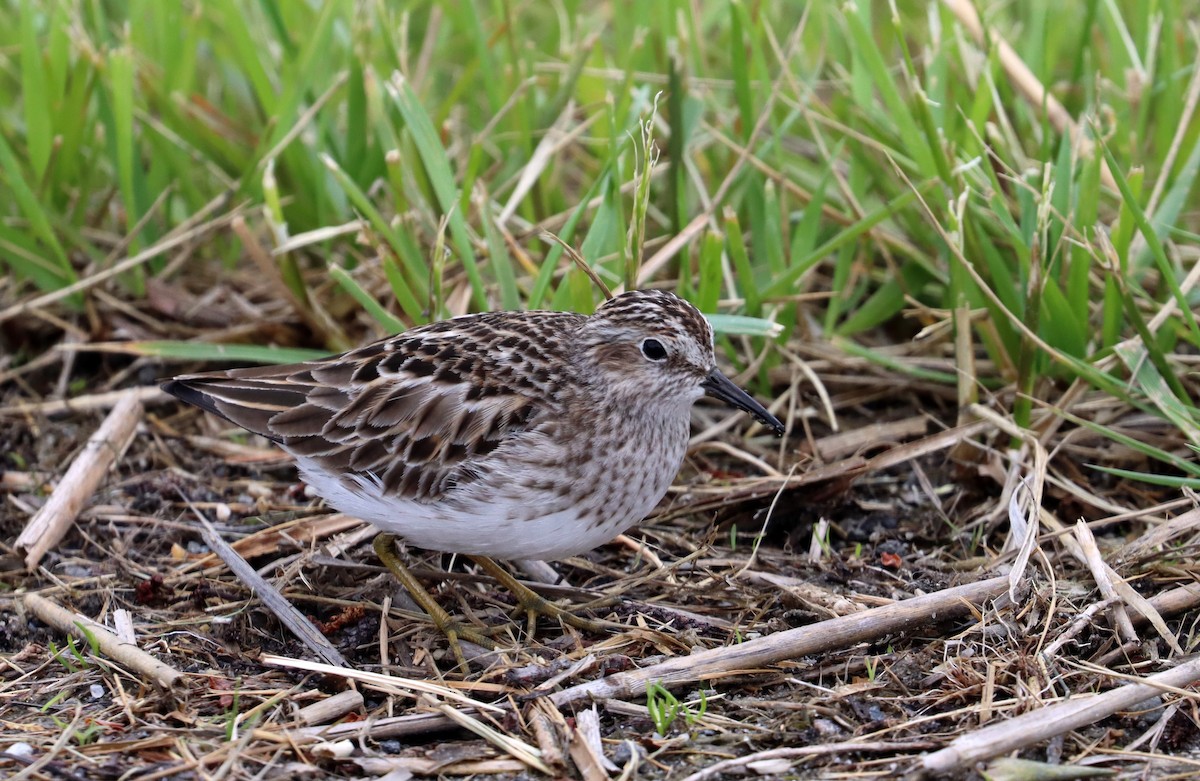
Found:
161,371 -> 316,442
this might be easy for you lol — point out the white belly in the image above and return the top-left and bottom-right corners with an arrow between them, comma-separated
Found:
296,456 -> 671,560
294,413 -> 688,560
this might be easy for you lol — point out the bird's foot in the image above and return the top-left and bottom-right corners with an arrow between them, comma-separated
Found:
467,555 -> 623,638
373,533 -> 497,671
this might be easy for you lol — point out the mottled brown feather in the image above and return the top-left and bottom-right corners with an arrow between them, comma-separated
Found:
163,310 -> 587,502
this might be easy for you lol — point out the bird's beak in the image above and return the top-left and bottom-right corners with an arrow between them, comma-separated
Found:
701,369 -> 785,436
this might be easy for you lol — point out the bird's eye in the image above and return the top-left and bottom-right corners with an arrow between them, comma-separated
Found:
641,338 -> 668,361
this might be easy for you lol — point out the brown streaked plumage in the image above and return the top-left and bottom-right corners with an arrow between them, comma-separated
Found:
163,289 -> 784,561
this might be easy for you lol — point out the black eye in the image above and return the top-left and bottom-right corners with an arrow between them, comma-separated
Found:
641,338 -> 668,361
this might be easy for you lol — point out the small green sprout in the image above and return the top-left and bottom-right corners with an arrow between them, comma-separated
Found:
646,682 -> 709,736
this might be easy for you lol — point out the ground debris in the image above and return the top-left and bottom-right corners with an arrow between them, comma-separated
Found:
4,350 -> 1200,779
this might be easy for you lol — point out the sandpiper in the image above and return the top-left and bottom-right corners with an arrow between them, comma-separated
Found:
164,289 -> 784,662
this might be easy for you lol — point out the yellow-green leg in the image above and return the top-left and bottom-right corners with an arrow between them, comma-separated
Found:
467,555 -> 619,637
373,534 -> 496,669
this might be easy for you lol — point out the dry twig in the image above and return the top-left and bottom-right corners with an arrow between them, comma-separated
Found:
15,394 -> 142,569
0,386 -> 167,418
551,575 -> 1013,707
21,593 -> 184,691
921,655 -> 1200,774
196,518 -> 349,668
295,690 -> 365,726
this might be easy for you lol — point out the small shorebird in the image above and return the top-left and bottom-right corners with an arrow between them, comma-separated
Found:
164,289 -> 784,663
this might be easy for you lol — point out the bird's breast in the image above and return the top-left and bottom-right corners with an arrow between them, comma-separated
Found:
298,405 -> 693,560
557,408 -> 691,524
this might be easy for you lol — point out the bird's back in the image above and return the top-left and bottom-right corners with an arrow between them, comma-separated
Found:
164,309 -> 587,506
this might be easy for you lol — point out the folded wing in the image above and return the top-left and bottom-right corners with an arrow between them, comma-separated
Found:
163,324 -> 553,503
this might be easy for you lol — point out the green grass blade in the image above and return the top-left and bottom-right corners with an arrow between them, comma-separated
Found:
0,129 -> 74,290
328,264 -> 406,334
1099,136 -> 1200,347
528,171 -> 609,310
706,313 -> 782,338
320,153 -> 429,320
109,341 -> 329,364
843,4 -> 933,176
764,185 -> 928,299
482,207 -> 520,311
724,209 -> 759,315
832,337 -> 961,385
20,0 -> 52,181
695,229 -> 725,314
385,76 -> 485,308
1088,467 -> 1200,489
106,44 -> 142,251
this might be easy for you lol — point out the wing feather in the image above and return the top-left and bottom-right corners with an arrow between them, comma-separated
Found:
162,310 -> 583,502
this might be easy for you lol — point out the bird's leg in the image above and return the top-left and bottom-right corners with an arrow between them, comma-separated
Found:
372,534 -> 497,669
467,555 -> 617,637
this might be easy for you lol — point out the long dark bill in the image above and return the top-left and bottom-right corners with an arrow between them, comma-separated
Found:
701,369 -> 785,436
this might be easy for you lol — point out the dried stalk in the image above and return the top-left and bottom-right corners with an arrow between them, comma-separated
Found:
16,394 -> 142,569
22,592 -> 184,691
0,386 -> 167,418
550,575 -> 1012,707
296,690 -> 365,726
197,519 -> 349,669
921,655 -> 1200,773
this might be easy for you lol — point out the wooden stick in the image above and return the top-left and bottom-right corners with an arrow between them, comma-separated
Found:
569,706 -> 617,780
296,690 -> 364,726
283,710 -> 460,744
197,519 -> 350,669
0,386 -> 167,419
0,470 -> 53,491
22,592 -> 184,691
921,655 -> 1200,773
550,575 -> 1012,707
1148,582 -> 1200,618
354,757 -> 527,776
15,394 -> 142,570
112,608 -> 136,644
